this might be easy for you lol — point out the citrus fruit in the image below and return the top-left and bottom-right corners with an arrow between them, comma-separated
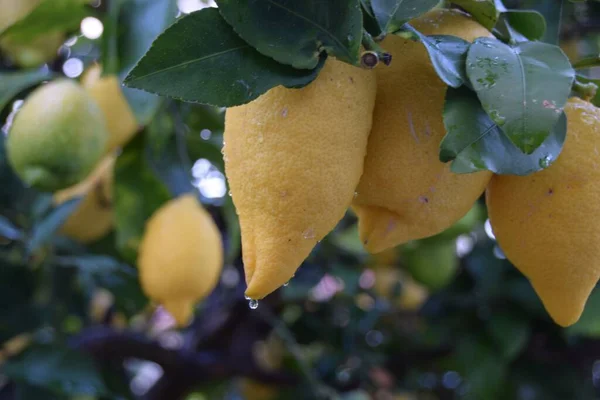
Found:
224,58 -> 376,300
402,240 -> 458,290
487,97 -> 600,327
7,79 -> 108,191
352,9 -> 492,254
82,64 -> 139,152
54,155 -> 115,243
138,194 -> 223,327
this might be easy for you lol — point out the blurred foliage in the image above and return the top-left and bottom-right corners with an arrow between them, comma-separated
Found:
1,1 -> 600,400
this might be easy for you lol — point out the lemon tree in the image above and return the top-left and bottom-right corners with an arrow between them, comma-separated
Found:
2,1 -> 600,400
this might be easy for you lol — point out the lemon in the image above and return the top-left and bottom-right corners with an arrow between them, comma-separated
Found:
224,59 -> 376,300
54,155 -> 115,243
82,64 -> 139,153
138,194 -> 223,327
7,79 -> 108,191
487,97 -> 600,327
402,240 -> 458,290
372,266 -> 429,311
0,0 -> 64,68
352,9 -> 492,254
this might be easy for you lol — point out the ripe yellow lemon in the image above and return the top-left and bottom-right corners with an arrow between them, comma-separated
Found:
487,98 -> 600,327
372,266 -> 429,311
352,9 -> 492,254
81,64 -> 139,153
138,194 -> 223,327
7,79 -> 108,191
54,155 -> 115,243
224,59 -> 376,300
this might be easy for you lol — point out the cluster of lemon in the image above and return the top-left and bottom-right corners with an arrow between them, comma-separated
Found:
223,9 -> 600,327
7,71 -> 223,327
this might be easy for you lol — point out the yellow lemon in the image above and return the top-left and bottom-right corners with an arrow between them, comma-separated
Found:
224,59 -> 376,299
372,266 -> 429,311
487,97 -> 600,327
82,64 -> 139,153
54,155 -> 115,243
7,79 -> 108,191
138,194 -> 223,327
352,9 -> 492,254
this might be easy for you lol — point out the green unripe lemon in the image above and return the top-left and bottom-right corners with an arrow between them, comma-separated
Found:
7,79 -> 108,192
403,240 -> 458,291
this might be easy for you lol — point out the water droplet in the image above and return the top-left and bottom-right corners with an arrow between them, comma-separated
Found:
538,155 -> 552,168
302,228 -> 316,240
283,281 -> 290,287
244,295 -> 251,300
248,299 -> 259,310
489,110 -> 506,126
353,191 -> 358,198
228,190 -> 232,197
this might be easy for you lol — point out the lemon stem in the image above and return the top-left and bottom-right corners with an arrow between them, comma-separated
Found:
361,29 -> 392,68
573,79 -> 598,102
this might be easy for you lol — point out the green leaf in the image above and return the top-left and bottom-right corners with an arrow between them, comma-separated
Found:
567,289 -> 600,337
455,335 -> 507,400
216,0 -> 362,69
398,27 -> 471,88
487,311 -> 530,361
3,343 -> 108,397
114,134 -> 171,262
0,70 -> 53,112
503,10 -> 547,41
116,0 -> 178,124
0,0 -> 89,42
573,56 -> 600,69
451,0 -> 500,30
370,0 -> 438,33
440,86 -> 567,175
124,9 -> 325,107
466,37 -> 574,154
55,255 -> 147,316
27,198 -> 83,254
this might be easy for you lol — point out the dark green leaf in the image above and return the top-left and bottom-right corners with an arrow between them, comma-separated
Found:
117,0 -> 178,124
398,27 -> 471,88
55,255 -> 147,316
487,311 -> 530,360
27,198 -> 82,254
223,195 -> 240,265
451,0 -> 500,30
216,0 -> 361,69
494,10 -> 546,43
371,0 -> 438,33
440,86 -> 567,175
504,10 -> 546,41
0,215 -> 23,240
0,70 -> 53,112
0,0 -> 89,42
3,343 -> 108,396
124,9 -> 325,107
466,37 -> 574,154
15,383 -> 63,400
114,134 -> 171,261
455,335 -> 507,400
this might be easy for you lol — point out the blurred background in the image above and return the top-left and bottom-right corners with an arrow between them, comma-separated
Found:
1,0 -> 600,399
